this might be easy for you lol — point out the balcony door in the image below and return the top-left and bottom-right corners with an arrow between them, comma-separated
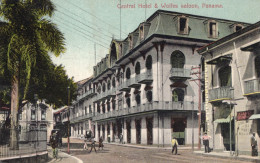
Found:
219,66 -> 231,87
136,119 -> 141,144
172,88 -> 184,102
171,50 -> 185,68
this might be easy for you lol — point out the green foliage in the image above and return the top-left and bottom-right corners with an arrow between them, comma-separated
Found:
0,0 -> 75,108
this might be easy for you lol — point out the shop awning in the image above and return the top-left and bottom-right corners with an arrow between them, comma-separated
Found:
215,115 -> 233,123
249,114 -> 260,120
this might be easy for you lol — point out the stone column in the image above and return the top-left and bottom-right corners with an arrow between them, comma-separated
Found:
141,117 -> 147,145
131,119 -> 136,144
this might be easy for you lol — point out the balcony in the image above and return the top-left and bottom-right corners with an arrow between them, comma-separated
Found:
70,113 -> 94,124
92,101 -> 199,121
208,86 -> 234,103
77,89 -> 96,101
244,79 -> 260,96
129,75 -> 141,88
118,79 -> 131,91
136,70 -> 153,84
169,68 -> 191,81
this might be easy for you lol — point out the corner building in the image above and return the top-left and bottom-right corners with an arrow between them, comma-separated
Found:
198,21 -> 260,155
70,10 -> 249,146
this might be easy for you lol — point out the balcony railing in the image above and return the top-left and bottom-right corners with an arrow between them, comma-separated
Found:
136,70 -> 153,84
244,79 -> 260,96
208,86 -> 234,102
70,113 -> 94,123
169,68 -> 191,80
119,78 -> 134,91
92,101 -> 199,121
94,88 -> 117,102
77,89 -> 96,101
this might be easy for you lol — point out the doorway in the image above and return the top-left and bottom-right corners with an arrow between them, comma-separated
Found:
126,121 -> 131,143
146,117 -> 153,145
171,118 -> 186,145
136,119 -> 141,144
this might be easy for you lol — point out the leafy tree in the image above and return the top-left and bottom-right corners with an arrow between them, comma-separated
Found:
0,0 -> 65,149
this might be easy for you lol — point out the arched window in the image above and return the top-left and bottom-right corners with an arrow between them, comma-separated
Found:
97,104 -> 100,113
112,100 -> 116,110
135,62 -> 141,75
219,66 -> 231,87
255,56 -> 260,78
102,103 -> 105,113
126,68 -> 131,79
97,85 -> 101,94
102,83 -> 106,92
171,50 -> 185,68
107,102 -> 110,112
146,90 -> 153,102
107,80 -> 111,90
146,55 -> 152,70
135,94 -> 141,105
172,88 -> 184,102
112,77 -> 116,87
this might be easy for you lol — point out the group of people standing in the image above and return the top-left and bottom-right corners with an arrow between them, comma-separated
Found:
83,131 -> 104,153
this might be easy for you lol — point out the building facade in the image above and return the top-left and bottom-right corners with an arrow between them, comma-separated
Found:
198,21 -> 260,155
53,106 -> 70,137
70,10 -> 249,146
19,101 -> 54,142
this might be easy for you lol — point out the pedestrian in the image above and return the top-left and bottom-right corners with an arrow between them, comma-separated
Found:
89,137 -> 97,153
119,133 -> 123,144
202,132 -> 211,153
171,137 -> 178,155
83,134 -> 88,151
50,131 -> 58,159
251,133 -> 258,156
99,136 -> 104,150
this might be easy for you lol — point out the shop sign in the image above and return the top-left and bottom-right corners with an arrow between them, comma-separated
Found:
237,110 -> 254,121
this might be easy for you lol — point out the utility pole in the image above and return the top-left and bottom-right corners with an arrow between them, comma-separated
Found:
190,66 -> 202,150
67,86 -> 70,154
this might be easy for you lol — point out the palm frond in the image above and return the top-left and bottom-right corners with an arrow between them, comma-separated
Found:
37,19 -> 66,56
25,0 -> 55,17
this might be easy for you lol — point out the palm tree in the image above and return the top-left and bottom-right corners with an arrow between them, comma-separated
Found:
0,0 -> 65,149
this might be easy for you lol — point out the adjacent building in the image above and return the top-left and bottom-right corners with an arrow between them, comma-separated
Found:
198,21 -> 260,155
19,100 -> 54,142
70,10 -> 249,146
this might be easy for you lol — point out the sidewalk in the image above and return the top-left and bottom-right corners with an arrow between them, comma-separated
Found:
194,150 -> 260,162
47,147 -> 83,163
104,142 -> 192,150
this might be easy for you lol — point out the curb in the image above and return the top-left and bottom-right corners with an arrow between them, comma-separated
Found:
62,152 -> 83,163
103,142 -> 193,150
194,151 -> 260,162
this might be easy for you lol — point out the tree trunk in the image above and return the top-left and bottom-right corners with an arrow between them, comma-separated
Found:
10,75 -> 19,150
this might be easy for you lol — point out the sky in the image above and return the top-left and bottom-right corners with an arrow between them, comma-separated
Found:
51,0 -> 260,82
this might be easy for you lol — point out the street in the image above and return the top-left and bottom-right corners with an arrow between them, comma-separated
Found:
65,144 -> 250,163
